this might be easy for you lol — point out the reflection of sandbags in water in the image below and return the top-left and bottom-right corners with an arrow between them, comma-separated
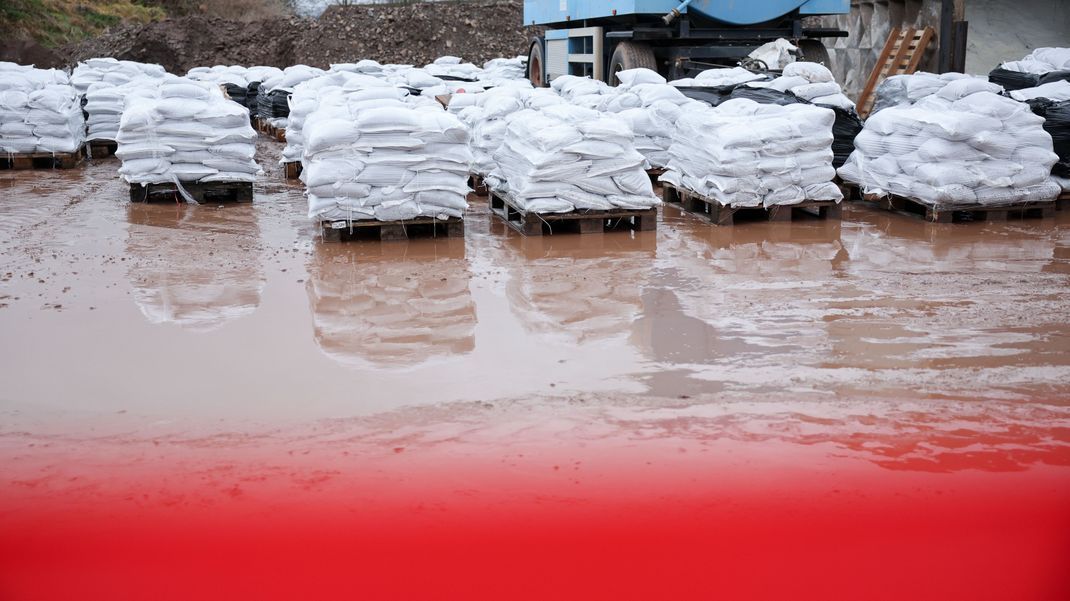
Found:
306,239 -> 475,366
125,203 -> 264,331
504,235 -> 655,343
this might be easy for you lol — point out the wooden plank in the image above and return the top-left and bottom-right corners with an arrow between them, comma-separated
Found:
490,190 -> 656,235
0,145 -> 87,170
320,216 -> 464,241
662,182 -> 842,226
857,28 -> 902,117
283,161 -> 302,180
130,181 -> 254,203
858,27 -> 935,118
863,191 -> 1056,223
905,28 -> 935,73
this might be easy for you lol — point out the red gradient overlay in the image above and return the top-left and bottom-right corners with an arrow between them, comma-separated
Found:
2,412 -> 1069,600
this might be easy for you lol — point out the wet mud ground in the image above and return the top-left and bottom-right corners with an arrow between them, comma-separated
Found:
2,139 -> 1070,599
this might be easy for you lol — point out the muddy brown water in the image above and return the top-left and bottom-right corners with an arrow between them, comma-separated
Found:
1,138 -> 1069,463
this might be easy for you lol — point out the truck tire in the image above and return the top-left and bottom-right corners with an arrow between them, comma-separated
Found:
528,38 -> 545,87
798,39 -> 831,67
608,41 -> 657,85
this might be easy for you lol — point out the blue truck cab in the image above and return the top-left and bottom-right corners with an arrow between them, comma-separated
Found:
523,0 -> 850,85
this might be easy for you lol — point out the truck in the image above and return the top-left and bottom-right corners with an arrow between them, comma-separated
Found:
524,0 -> 852,86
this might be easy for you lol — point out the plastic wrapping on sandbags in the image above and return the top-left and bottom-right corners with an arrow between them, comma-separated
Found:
302,96 -> 472,222
116,76 -> 261,188
838,88 -> 1061,207
660,98 -> 842,208
0,64 -> 85,153
989,47 -> 1070,91
487,104 -> 660,213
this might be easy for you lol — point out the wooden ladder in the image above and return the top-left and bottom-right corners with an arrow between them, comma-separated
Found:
856,27 -> 935,118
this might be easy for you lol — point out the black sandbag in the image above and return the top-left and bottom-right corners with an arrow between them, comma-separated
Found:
257,88 -> 290,119
1039,70 -> 1070,86
247,81 -> 262,116
224,83 -> 248,107
989,67 -> 1041,91
678,84 -> 736,107
830,107 -> 864,168
1027,98 -> 1070,177
727,85 -> 805,106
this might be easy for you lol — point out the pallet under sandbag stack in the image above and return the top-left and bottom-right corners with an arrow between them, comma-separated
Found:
303,95 -> 471,240
116,77 -> 261,203
659,98 -> 843,225
838,79 -> 1061,222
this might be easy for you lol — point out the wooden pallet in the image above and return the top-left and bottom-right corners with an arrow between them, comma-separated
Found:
490,190 -> 656,236
662,182 -> 842,225
321,216 -> 464,241
129,181 -> 254,203
0,145 -> 87,170
857,27 -> 935,118
283,161 -> 302,180
647,167 -> 666,186
87,139 -> 118,158
1057,191 -> 1069,211
254,116 -> 286,142
862,192 -> 1055,223
468,173 -> 489,197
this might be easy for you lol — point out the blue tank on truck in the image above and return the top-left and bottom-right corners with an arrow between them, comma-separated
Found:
523,0 -> 850,86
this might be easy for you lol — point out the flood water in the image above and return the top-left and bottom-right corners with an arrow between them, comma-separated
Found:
2,140 -> 1069,599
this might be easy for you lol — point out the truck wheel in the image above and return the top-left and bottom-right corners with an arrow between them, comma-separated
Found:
608,41 -> 657,85
528,39 -> 545,87
798,39 -> 831,67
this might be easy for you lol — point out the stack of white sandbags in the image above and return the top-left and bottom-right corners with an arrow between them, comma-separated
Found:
302,95 -> 471,222
116,76 -> 261,188
602,68 -> 703,169
451,81 -> 534,176
550,75 -> 619,110
281,71 -> 407,165
258,65 -> 326,127
481,56 -> 527,84
871,71 -> 982,114
423,56 -> 482,80
70,58 -> 166,95
489,103 -> 659,212
0,63 -> 85,154
669,66 -> 767,88
661,98 -> 842,207
747,62 -> 855,111
838,80 -> 1061,207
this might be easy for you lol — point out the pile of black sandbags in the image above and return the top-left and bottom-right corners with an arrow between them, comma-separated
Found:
257,88 -> 291,121
1026,98 -> 1070,177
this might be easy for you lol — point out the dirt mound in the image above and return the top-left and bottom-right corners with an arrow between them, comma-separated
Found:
59,0 -> 532,73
